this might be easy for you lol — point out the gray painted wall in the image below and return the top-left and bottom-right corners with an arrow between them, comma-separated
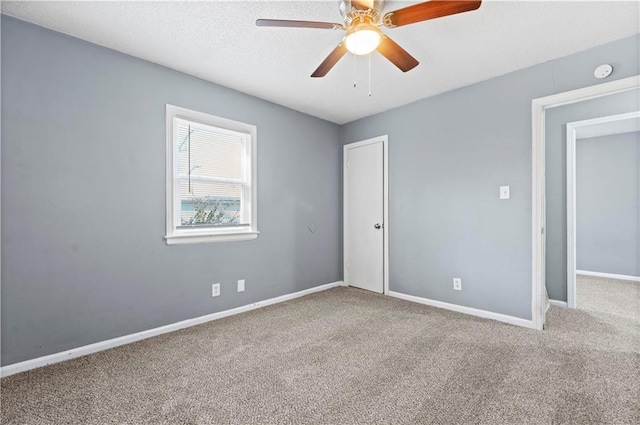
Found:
576,131 -> 640,277
340,34 -> 640,319
1,16 -> 342,366
545,91 -> 640,301
2,13 -> 639,365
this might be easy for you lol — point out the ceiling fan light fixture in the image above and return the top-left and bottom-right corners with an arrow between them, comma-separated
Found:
257,0 -> 483,77
345,26 -> 381,55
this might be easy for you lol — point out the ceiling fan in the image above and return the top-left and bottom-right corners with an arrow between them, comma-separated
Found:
256,0 -> 482,78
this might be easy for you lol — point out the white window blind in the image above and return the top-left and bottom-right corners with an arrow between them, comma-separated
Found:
175,118 -> 250,228
166,105 -> 257,244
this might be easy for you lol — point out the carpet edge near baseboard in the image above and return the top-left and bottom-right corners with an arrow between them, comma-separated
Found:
388,291 -> 537,330
0,280 -> 345,378
576,270 -> 640,282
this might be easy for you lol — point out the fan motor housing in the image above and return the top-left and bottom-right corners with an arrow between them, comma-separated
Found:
340,0 -> 384,27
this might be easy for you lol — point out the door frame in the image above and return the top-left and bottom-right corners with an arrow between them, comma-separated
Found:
531,75 -> 640,329
343,135 -> 389,295
566,111 -> 640,308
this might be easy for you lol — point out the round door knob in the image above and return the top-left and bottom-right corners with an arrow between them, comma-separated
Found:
374,223 -> 381,229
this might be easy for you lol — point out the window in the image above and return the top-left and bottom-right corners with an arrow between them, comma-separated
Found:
165,105 -> 257,244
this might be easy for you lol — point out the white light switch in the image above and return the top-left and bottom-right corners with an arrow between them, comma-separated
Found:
500,186 -> 510,200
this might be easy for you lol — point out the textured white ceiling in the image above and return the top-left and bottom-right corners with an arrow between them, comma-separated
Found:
2,1 -> 639,124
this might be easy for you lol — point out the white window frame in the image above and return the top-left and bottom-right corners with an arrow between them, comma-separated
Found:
165,104 -> 258,245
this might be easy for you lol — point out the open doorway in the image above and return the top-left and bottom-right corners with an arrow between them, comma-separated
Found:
531,75 -> 640,330
566,112 -> 640,312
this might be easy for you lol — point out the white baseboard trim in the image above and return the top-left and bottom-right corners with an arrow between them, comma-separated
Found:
0,281 -> 343,378
549,299 -> 568,308
576,270 -> 640,282
388,291 -> 536,330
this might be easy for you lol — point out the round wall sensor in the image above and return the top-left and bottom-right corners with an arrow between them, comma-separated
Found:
594,64 -> 613,79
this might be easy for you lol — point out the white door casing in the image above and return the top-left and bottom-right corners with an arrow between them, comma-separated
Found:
566,111 -> 640,309
344,136 -> 388,294
531,75 -> 640,329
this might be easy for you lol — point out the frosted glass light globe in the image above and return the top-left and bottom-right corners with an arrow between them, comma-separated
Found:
345,29 -> 381,55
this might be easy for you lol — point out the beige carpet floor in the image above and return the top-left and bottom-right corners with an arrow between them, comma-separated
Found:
2,277 -> 639,424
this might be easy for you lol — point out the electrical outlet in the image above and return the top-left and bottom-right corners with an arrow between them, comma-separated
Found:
453,278 -> 462,291
237,279 -> 245,292
211,283 -> 220,297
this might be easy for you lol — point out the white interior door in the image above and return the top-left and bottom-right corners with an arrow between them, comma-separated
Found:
344,139 -> 385,293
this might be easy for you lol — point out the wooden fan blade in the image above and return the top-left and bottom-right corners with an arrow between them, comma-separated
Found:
311,43 -> 348,78
256,19 -> 343,30
383,1 -> 481,28
376,35 -> 419,72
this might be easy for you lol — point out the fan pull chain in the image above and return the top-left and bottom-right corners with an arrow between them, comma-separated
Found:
353,54 -> 357,88
368,53 -> 372,97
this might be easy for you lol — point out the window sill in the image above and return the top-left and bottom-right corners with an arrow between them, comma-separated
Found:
165,231 -> 259,245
